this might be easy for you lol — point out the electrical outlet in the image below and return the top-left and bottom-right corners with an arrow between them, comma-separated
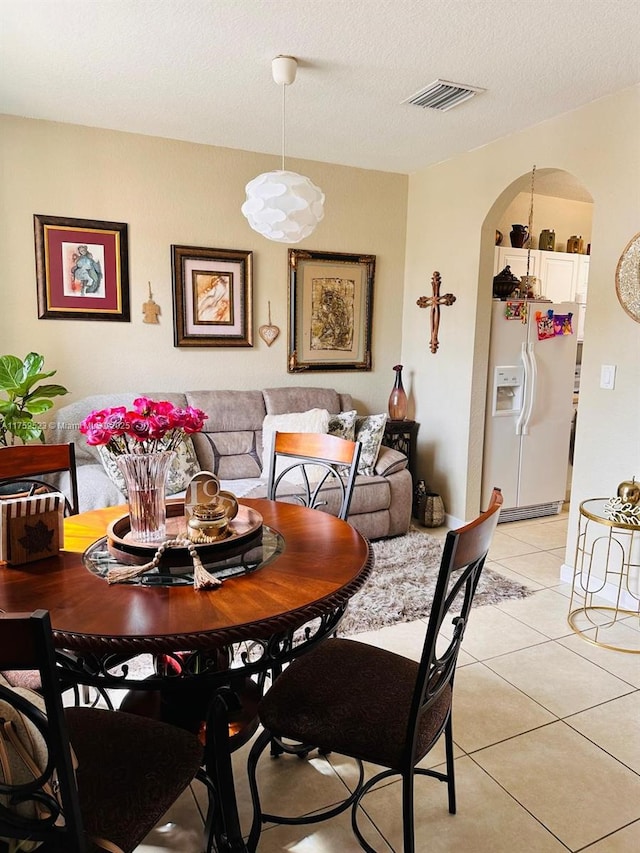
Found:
600,364 -> 616,390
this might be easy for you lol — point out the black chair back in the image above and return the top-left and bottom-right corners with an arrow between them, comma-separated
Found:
267,431 -> 361,521
405,487 -> 503,769
0,610 -> 87,852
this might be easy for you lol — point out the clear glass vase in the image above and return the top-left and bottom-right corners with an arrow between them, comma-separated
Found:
115,451 -> 175,543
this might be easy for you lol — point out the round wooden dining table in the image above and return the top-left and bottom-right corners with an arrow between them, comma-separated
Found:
0,497 -> 373,853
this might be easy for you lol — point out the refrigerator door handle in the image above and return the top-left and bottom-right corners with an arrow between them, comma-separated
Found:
515,343 -> 529,436
521,341 -> 538,435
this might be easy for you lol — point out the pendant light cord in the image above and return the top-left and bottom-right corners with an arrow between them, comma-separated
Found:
281,82 -> 286,171
526,164 -> 536,278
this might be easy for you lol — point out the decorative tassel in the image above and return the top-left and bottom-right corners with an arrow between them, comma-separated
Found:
189,543 -> 223,590
106,537 -> 223,589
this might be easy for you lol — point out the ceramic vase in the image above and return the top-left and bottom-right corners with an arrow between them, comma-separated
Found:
116,450 -> 175,542
539,229 -> 555,251
510,224 -> 529,248
388,364 -> 408,420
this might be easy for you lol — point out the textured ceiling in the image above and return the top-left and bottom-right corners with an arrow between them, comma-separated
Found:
1,0 -> 639,186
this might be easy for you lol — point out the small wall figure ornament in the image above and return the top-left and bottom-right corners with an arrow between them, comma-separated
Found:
143,281 -> 161,324
416,271 -> 457,354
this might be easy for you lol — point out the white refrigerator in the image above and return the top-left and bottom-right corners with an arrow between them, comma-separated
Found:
481,300 -> 578,522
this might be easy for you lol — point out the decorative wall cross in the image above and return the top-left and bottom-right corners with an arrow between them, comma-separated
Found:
416,271 -> 457,354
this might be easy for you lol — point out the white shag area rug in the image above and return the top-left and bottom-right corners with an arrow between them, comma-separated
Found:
338,529 -> 531,636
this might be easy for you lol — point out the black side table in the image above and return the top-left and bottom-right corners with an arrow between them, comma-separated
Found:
382,419 -> 419,485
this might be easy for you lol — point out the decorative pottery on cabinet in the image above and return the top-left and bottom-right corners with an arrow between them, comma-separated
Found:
510,224 -> 529,248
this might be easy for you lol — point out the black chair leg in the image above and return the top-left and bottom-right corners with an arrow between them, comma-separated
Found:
402,770 -> 416,853
445,715 -> 456,815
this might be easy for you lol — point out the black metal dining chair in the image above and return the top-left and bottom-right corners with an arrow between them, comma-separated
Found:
246,488 -> 503,853
0,442 -> 80,516
0,610 -> 203,853
267,431 -> 361,521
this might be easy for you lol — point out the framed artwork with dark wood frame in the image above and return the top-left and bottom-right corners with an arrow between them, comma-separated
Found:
171,245 -> 253,347
34,214 -> 130,321
288,249 -> 375,372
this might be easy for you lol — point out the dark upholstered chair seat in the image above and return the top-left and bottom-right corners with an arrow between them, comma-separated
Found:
61,707 -> 203,852
258,638 -> 452,770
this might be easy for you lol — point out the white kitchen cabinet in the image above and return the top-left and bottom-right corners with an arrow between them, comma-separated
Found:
538,252 -> 578,302
494,246 -> 540,279
494,247 -> 588,303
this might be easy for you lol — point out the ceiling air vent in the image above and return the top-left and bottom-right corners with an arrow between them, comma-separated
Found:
403,79 -> 485,111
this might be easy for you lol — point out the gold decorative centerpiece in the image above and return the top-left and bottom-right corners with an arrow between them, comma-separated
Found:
185,471 -> 240,543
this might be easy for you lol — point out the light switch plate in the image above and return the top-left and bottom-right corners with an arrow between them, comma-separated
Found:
600,364 -> 616,390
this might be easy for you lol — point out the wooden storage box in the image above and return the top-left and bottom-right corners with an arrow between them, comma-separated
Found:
0,493 -> 64,565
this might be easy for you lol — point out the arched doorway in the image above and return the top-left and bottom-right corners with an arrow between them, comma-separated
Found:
473,169 -> 593,521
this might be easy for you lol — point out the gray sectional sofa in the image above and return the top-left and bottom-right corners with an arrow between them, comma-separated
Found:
47,386 -> 412,540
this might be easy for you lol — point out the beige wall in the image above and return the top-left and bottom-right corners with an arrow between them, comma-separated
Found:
403,86 -> 640,569
0,115 -> 408,415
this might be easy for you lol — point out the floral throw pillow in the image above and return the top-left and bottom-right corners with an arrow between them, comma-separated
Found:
327,410 -> 358,441
355,414 -> 388,476
98,437 -> 201,497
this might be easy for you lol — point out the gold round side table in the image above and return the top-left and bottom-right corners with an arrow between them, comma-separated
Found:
568,498 -> 640,653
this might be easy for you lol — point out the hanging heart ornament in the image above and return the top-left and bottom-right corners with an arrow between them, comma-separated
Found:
259,302 -> 280,346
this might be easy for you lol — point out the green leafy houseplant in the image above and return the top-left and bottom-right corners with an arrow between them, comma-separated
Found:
0,353 -> 69,446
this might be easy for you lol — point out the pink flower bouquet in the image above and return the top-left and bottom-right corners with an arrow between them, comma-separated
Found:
80,397 -> 207,455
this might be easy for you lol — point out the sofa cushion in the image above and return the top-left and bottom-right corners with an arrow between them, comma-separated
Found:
263,387 -> 342,416
374,446 -> 409,477
239,473 -> 391,516
191,430 -> 262,479
186,390 -> 266,432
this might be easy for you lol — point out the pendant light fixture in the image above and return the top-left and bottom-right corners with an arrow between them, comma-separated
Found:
241,56 -> 325,243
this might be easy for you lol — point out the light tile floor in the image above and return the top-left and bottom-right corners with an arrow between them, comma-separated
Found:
134,509 -> 640,852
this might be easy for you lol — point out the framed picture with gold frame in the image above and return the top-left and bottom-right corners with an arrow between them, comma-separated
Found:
171,245 -> 253,347
34,214 -> 130,321
288,249 -> 375,372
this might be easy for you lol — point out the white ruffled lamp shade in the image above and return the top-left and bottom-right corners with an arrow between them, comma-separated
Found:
242,169 -> 325,243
